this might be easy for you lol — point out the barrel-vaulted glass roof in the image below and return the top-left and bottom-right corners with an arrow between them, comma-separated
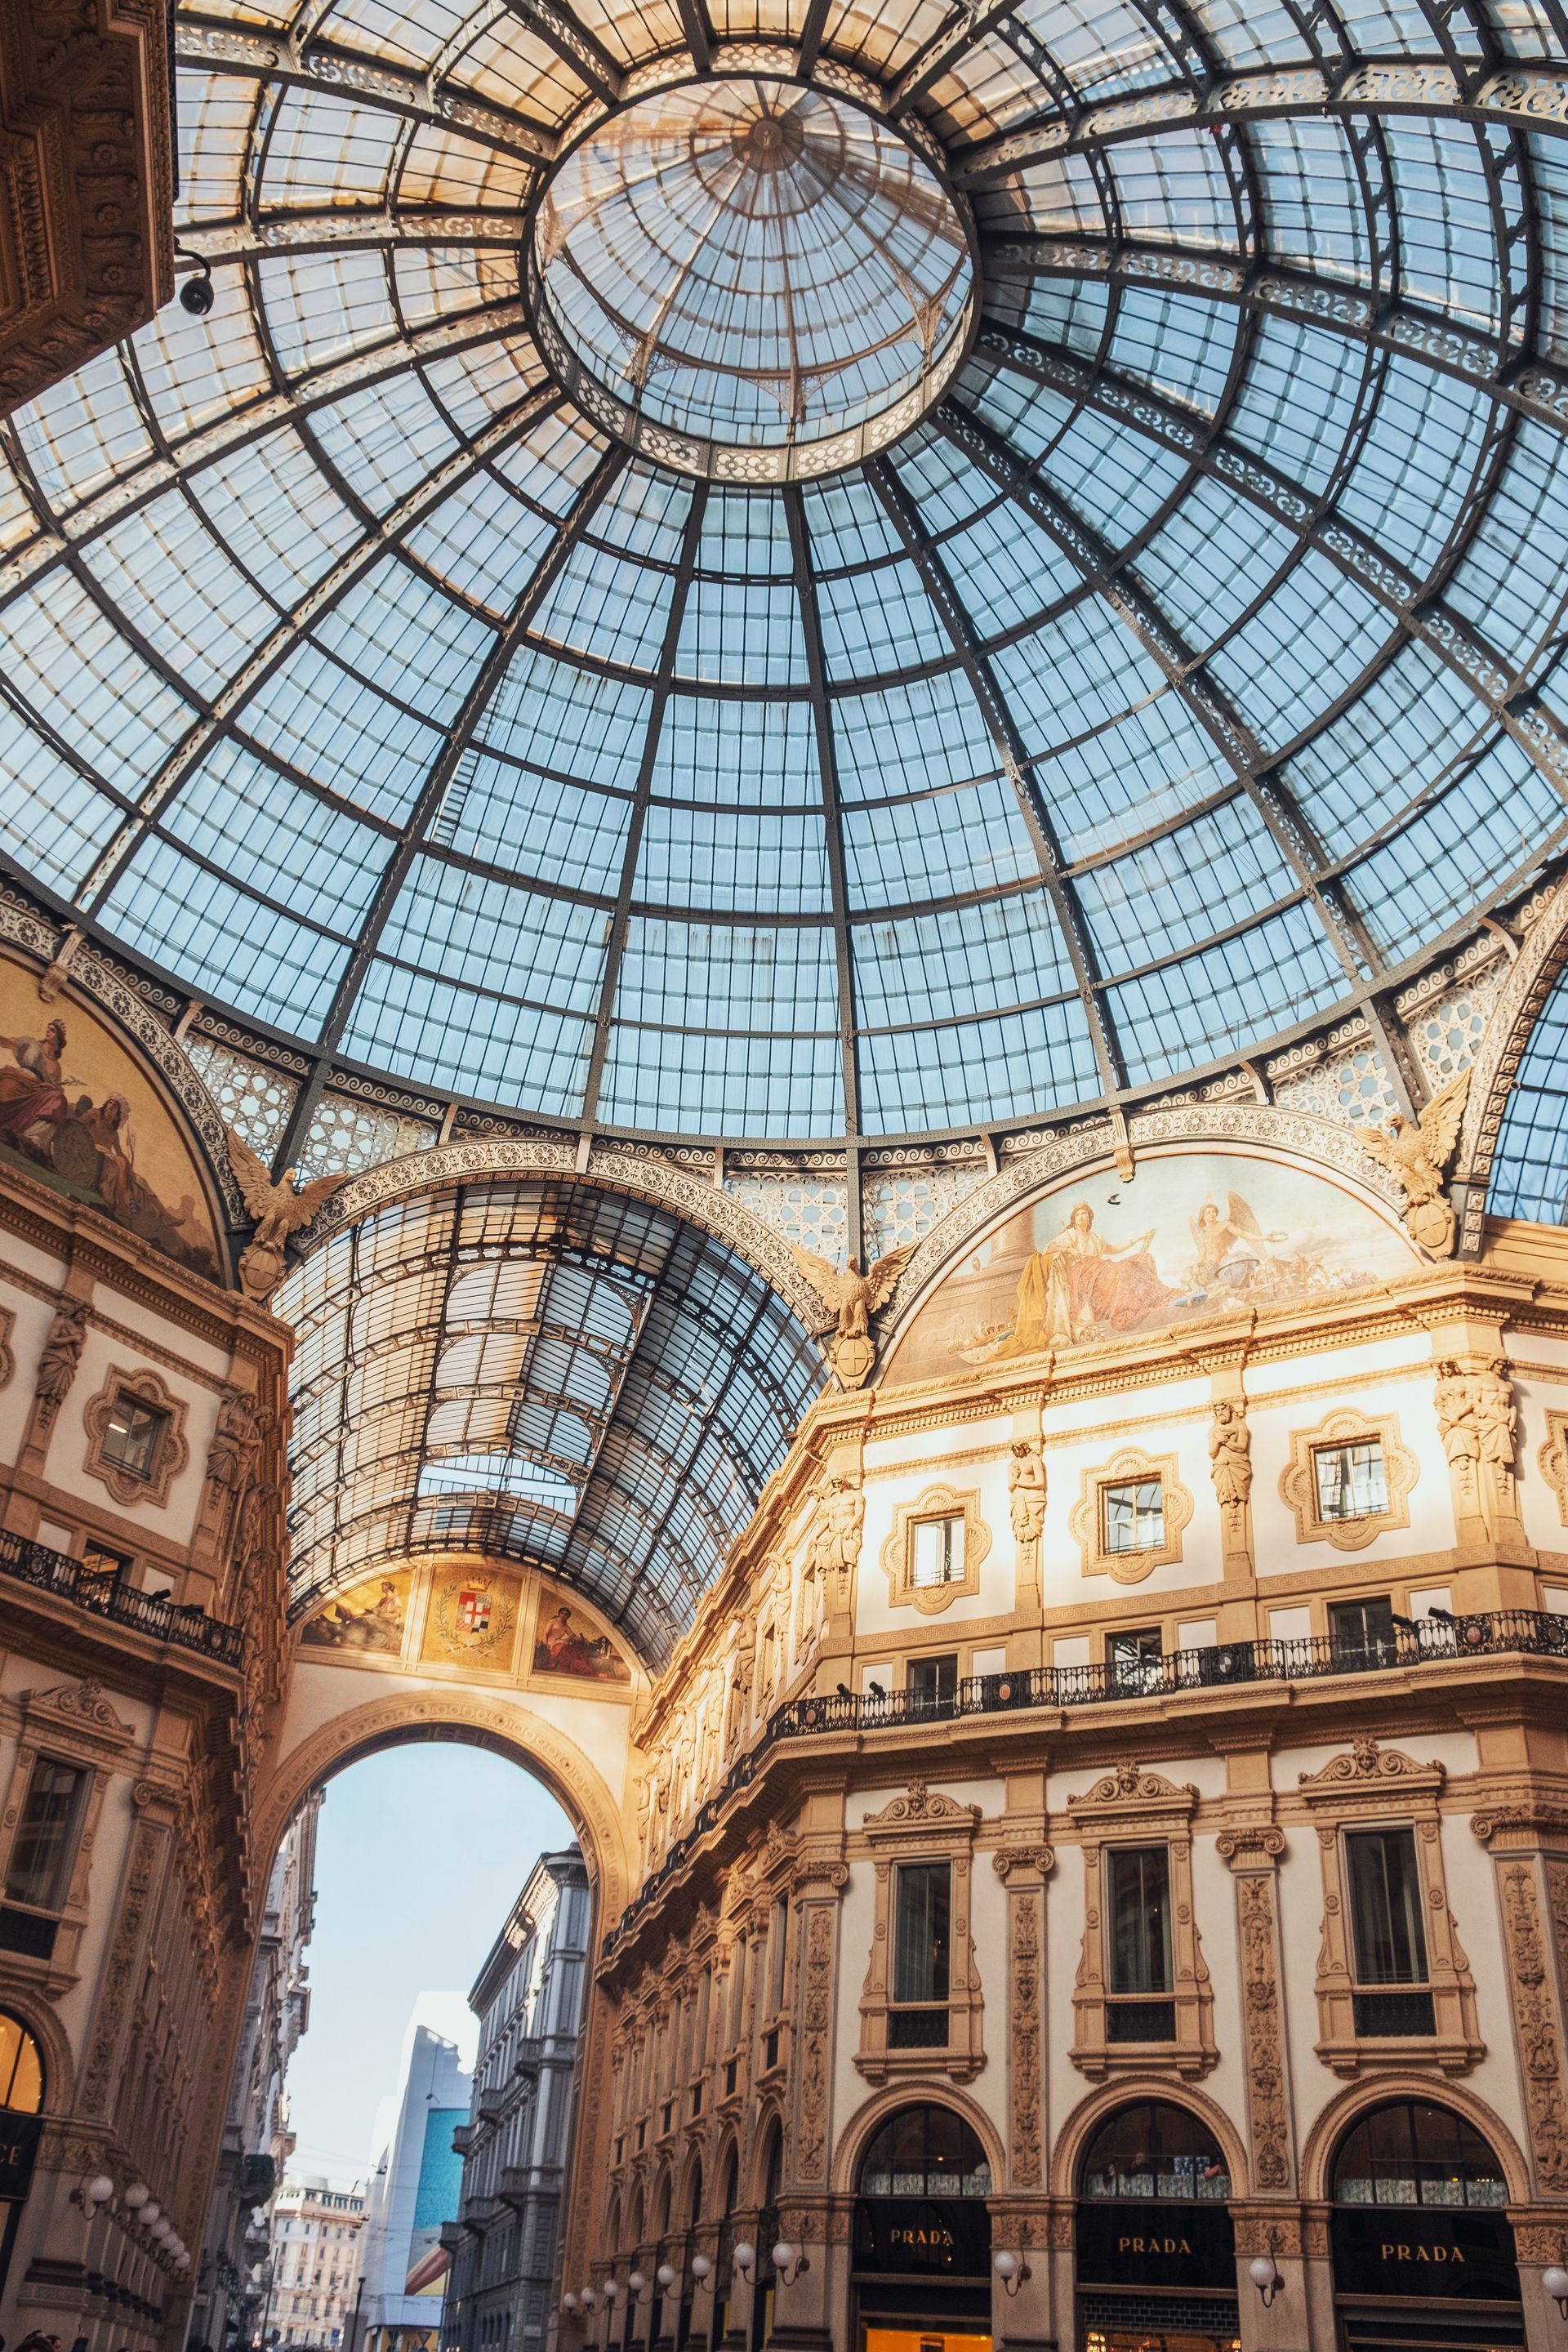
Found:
2,0 -> 1568,1154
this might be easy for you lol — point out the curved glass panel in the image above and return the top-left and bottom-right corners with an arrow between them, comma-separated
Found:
1486,968 -> 1568,1224
1331,2101 -> 1507,2209
857,2103 -> 991,2197
1080,2100 -> 1231,2199
0,4 -> 1566,1150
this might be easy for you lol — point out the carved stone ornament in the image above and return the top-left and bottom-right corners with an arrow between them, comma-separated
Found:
806,1473 -> 864,1600
1235,1871 -> 1292,2190
863,1780 -> 982,1828
24,1677 -> 135,1739
1208,1396 -> 1252,1509
1008,1441 -> 1047,1548
1539,1408 -> 1568,1528
0,1303 -> 13,1393
794,1899 -> 839,2183
1070,1446 -> 1193,1584
1278,1408 -> 1417,1552
1071,1760 -> 1200,1810
81,1362 -> 190,1508
1496,1859 -> 1568,2191
1298,1735 -> 1442,1792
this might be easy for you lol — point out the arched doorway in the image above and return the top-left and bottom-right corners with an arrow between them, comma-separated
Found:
0,2011 -> 44,2296
1075,2099 -> 1237,2352
1329,2099 -> 1522,2350
852,2102 -> 992,2352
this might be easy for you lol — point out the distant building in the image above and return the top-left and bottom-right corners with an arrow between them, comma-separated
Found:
270,2178 -> 366,2350
440,1849 -> 591,2352
358,2008 -> 472,2352
190,1795 -> 323,2350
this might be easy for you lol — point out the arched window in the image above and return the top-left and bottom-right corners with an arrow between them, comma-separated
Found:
857,2105 -> 991,2198
1331,2101 -> 1507,2209
1080,2100 -> 1231,2200
0,2012 -> 46,2298
759,2119 -> 784,2213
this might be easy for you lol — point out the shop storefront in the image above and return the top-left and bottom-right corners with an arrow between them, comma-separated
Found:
0,2011 -> 44,2299
853,2104 -> 993,2352
1330,2100 -> 1523,2351
1076,2100 -> 1240,2352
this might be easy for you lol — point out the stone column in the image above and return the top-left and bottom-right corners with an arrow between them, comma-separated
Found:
1472,1805 -> 1568,2196
1217,1828 -> 1295,2199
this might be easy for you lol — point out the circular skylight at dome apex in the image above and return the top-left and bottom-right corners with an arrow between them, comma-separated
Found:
530,78 -> 974,479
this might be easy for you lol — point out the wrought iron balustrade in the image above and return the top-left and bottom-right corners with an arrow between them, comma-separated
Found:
0,1526 -> 246,1668
604,1607 -> 1568,1957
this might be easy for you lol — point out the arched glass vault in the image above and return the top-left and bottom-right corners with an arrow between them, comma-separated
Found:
279,1177 -> 822,1666
2,2 -> 1568,1160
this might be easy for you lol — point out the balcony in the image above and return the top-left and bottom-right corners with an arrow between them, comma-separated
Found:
604,1606 -> 1568,1957
0,1528 -> 245,1668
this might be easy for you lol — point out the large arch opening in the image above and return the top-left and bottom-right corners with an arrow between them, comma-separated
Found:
851,2103 -> 993,2352
1328,2099 -> 1521,2352
200,1693 -> 630,2352
1075,2099 -> 1236,2352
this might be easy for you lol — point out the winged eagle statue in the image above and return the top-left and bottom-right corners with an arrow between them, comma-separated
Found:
226,1129 -> 353,1301
790,1244 -> 916,1388
1352,1069 -> 1471,1258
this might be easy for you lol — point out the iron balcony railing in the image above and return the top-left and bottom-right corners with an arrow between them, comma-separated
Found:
604,1607 -> 1568,1957
0,1526 -> 247,1668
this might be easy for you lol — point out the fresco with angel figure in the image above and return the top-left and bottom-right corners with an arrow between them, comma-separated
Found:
883,1148 -> 1419,1389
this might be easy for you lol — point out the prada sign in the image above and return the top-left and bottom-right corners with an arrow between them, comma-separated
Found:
0,2112 -> 42,2203
1331,2207 -> 1519,2303
853,2197 -> 990,2278
1076,2199 -> 1236,2292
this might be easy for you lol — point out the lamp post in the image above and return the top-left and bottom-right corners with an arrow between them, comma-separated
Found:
1544,2264 -> 1568,2319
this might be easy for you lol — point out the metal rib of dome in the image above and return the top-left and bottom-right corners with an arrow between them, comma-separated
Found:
2,0 -> 1568,1157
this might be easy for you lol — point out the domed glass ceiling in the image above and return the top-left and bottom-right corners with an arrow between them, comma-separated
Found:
534,78 -> 973,465
2,0 -> 1568,1153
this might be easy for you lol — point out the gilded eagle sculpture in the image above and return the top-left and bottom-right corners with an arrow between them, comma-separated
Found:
226,1129 -> 352,1301
791,1244 -> 915,1389
1352,1068 -> 1471,1258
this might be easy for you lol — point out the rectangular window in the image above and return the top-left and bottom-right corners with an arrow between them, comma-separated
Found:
100,1392 -> 168,1481
768,1894 -> 789,2013
1108,1846 -> 1173,1994
80,1541 -> 131,1581
1102,1480 -> 1164,1554
911,1515 -> 964,1587
1348,1827 -> 1434,2037
1314,1440 -> 1388,1521
1348,1828 -> 1428,1984
5,1756 -> 89,1911
1109,1628 -> 1163,1692
1330,1597 -> 1396,1663
893,1860 -> 951,2007
906,1653 -> 958,1704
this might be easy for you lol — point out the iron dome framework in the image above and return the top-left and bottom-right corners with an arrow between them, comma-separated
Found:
0,0 -> 1566,1196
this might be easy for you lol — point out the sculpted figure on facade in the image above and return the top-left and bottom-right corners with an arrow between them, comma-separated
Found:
1208,1396 -> 1252,1512
1352,1067 -> 1469,1257
724,1624 -> 755,1752
1007,1441 -> 1047,1551
808,1473 -> 864,1599
207,1386 -> 264,1519
1437,1357 -> 1517,1518
33,1294 -> 88,1428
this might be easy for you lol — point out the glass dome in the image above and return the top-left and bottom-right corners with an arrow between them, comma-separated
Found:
1,1 -> 1566,1152
532,78 -> 973,467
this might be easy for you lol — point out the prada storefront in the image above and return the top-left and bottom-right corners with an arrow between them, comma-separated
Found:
1329,2102 -> 1524,2352
852,2105 -> 993,2352
1075,2102 -> 1241,2352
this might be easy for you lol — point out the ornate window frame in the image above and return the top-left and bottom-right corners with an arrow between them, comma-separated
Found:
0,1677 -> 133,1993
1278,1408 -> 1416,1553
878,1484 -> 991,1615
1537,1410 -> 1568,1526
1298,1735 -> 1481,2077
1067,1761 -> 1216,2079
855,1781 -> 984,2084
1069,1447 -> 1192,1584
82,1365 -> 189,1509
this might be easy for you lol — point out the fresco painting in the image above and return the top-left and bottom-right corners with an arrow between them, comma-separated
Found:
421,1566 -> 521,1671
884,1150 -> 1418,1390
0,953 -> 220,1278
301,1569 -> 414,1654
531,1598 -> 631,1685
